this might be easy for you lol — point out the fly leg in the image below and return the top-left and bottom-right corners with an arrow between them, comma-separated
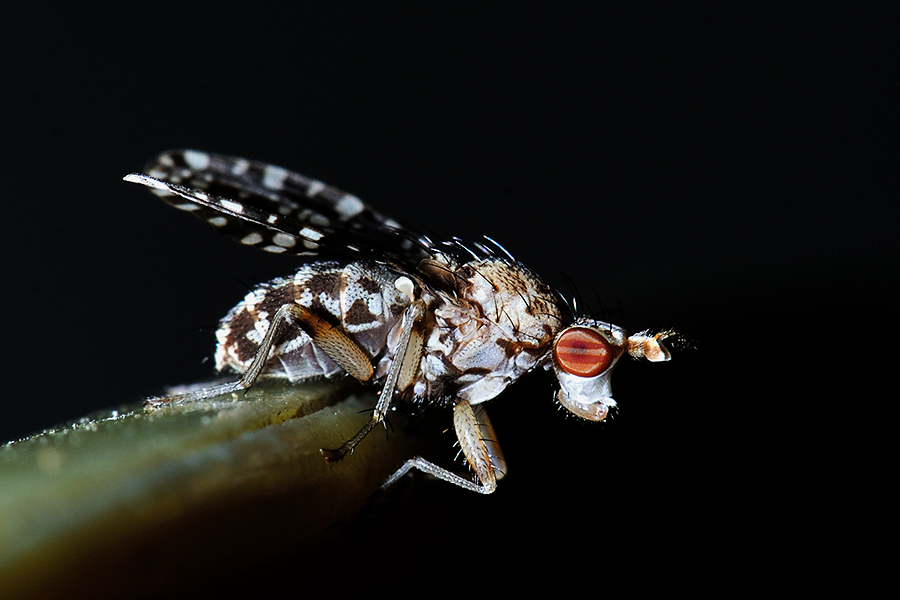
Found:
382,400 -> 507,494
145,302 -> 374,407
322,300 -> 426,461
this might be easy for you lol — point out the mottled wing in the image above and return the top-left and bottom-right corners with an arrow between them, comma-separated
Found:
126,150 -> 433,264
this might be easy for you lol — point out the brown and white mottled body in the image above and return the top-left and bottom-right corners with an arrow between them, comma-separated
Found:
214,261 -> 410,383
216,254 -> 564,411
415,257 -> 564,406
126,150 -> 678,494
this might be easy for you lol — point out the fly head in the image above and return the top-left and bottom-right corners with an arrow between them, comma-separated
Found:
551,318 -> 676,421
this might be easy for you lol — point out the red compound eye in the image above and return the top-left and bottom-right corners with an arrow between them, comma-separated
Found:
554,327 -> 613,377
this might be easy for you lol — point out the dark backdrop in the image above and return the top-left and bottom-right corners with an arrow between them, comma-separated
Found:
1,4 -> 892,594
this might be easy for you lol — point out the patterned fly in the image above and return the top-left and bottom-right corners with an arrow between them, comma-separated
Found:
125,151 -> 677,493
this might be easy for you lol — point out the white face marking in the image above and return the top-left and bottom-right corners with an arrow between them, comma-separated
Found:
183,150 -> 210,171
273,233 -> 297,247
299,227 -> 323,241
220,199 -> 244,214
263,165 -> 288,190
335,194 -> 365,219
240,232 -> 263,245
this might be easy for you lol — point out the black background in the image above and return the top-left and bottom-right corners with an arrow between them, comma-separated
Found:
1,3 -> 893,594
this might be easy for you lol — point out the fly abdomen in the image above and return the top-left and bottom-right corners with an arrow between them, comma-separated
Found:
214,261 -> 411,383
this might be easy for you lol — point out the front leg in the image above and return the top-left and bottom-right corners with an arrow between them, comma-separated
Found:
382,401 -> 507,494
322,300 -> 426,461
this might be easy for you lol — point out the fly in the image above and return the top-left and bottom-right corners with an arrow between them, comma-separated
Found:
125,150 -> 677,494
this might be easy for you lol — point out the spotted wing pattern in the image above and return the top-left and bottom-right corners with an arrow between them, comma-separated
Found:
131,150 -> 433,265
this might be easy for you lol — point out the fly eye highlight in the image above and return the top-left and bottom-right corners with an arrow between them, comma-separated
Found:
553,327 -> 615,378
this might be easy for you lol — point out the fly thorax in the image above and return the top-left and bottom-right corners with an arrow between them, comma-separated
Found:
413,259 -> 565,405
458,259 -> 564,353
